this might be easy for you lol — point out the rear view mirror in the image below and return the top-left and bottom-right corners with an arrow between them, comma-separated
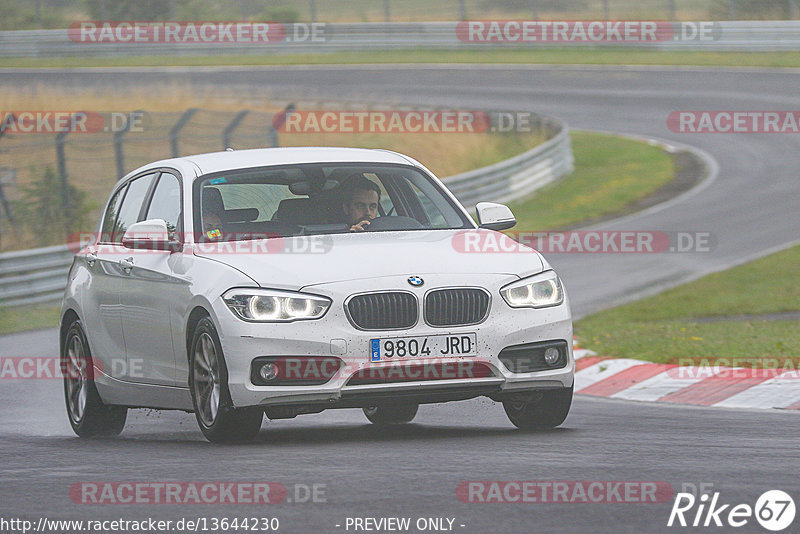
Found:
476,202 -> 516,231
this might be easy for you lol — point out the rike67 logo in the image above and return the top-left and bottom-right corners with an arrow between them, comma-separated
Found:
668,490 -> 795,531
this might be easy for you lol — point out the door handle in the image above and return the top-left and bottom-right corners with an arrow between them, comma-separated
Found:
119,257 -> 134,272
86,252 -> 97,267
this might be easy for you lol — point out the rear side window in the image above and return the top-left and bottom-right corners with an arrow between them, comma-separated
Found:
145,173 -> 182,239
112,173 -> 157,243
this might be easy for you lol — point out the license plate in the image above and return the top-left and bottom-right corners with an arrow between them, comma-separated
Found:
369,333 -> 477,362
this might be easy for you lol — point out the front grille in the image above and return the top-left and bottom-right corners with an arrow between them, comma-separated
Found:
424,288 -> 490,327
346,292 -> 417,330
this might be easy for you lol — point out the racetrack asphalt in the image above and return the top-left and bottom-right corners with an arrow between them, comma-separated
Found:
1,65 -> 799,533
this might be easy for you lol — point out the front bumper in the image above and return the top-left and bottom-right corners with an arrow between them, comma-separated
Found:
212,273 -> 574,409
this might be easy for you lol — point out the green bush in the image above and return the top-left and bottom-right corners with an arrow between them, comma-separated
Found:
710,0 -> 794,20
13,166 -> 96,247
480,0 -> 589,12
0,0 -> 69,30
260,7 -> 301,23
85,0 -> 171,20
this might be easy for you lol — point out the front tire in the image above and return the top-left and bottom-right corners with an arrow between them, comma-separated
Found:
189,317 -> 263,443
503,386 -> 573,430
363,404 -> 418,425
62,320 -> 127,437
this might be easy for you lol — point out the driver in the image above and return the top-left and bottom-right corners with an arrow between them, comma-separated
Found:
340,174 -> 381,232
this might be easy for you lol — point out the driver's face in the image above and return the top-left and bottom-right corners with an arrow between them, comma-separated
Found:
344,189 -> 379,225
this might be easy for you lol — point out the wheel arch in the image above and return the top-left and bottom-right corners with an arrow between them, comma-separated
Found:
185,306 -> 212,362
59,308 -> 81,358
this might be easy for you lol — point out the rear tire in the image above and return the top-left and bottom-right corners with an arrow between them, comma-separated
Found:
62,320 -> 127,438
363,404 -> 418,425
189,317 -> 263,443
503,386 -> 573,430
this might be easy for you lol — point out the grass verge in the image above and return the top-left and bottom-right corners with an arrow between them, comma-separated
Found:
575,244 -> 800,366
509,130 -> 676,230
4,48 -> 800,69
0,303 -> 61,336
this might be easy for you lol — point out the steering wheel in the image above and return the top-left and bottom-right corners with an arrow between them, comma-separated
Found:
365,216 -> 425,232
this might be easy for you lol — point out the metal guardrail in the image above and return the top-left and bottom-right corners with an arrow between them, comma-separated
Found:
446,115 -> 573,209
0,112 -> 574,307
0,244 -> 76,306
3,21 -> 800,56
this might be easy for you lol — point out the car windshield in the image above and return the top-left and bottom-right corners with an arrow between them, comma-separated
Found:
193,162 -> 473,241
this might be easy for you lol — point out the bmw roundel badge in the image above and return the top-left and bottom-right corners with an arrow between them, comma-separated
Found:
407,276 -> 424,287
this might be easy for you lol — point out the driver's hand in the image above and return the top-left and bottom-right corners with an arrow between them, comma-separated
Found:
349,220 -> 371,232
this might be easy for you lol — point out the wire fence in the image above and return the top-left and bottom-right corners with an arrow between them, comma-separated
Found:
0,104 -> 558,252
0,107 -> 281,251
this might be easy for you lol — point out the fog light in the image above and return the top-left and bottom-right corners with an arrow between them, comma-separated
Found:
259,362 -> 279,381
544,347 -> 561,366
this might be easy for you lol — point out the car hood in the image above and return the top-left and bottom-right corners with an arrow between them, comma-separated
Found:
192,229 -> 545,289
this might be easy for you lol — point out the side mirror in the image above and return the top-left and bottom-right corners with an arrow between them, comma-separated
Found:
121,219 -> 182,251
476,202 -> 516,231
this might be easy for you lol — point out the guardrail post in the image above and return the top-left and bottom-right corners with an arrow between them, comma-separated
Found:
0,116 -> 13,246
269,103 -> 295,148
383,0 -> 391,22
169,108 -> 198,158
222,110 -> 250,150
114,110 -> 143,180
0,112 -> 13,140
458,0 -> 466,20
602,0 -> 609,19
0,167 -> 15,247
531,0 -> 539,20
309,0 -> 317,22
0,168 -> 15,222
668,0 -> 676,20
55,128 -> 71,220
792,0 -> 799,19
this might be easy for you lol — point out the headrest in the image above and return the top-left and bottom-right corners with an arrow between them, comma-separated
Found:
201,187 -> 224,214
222,208 -> 259,223
273,198 -> 325,225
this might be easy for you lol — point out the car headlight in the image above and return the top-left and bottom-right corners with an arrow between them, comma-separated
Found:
500,271 -> 564,309
222,288 -> 331,322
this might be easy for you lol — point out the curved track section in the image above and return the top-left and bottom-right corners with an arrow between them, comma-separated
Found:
1,65 -> 799,533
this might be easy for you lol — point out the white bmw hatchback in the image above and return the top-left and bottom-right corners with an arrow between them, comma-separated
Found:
60,147 -> 574,442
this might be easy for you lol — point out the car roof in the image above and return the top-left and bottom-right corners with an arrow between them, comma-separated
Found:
150,147 -> 416,177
